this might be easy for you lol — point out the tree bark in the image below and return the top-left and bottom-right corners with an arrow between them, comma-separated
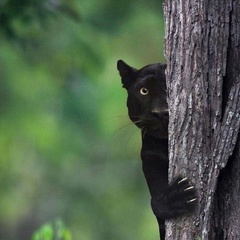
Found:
164,0 -> 240,239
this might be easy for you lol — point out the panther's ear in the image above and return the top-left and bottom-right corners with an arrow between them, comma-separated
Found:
117,60 -> 137,89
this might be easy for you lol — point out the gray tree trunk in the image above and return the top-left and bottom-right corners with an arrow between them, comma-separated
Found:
163,0 -> 240,239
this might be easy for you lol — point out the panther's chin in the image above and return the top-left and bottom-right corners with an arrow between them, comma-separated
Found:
148,128 -> 168,139
143,125 -> 167,139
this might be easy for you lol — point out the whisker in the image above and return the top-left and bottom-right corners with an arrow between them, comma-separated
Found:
129,115 -> 141,118
114,121 -> 135,133
113,115 -> 130,118
109,121 -> 141,147
133,120 -> 142,124
109,114 -> 146,145
114,120 -> 143,134
111,118 -> 143,140
103,115 -> 129,121
126,127 -> 141,143
142,126 -> 147,139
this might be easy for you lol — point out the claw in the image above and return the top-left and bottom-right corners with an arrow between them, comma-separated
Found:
178,177 -> 188,184
187,198 -> 197,203
184,186 -> 194,191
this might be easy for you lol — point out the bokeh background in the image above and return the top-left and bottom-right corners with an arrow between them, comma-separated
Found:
0,0 -> 165,239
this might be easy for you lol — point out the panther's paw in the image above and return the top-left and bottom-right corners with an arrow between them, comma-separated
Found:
151,176 -> 197,219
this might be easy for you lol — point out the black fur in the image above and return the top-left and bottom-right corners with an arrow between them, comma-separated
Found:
117,60 -> 197,239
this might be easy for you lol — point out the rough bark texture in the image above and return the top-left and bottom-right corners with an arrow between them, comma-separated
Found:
164,0 -> 240,239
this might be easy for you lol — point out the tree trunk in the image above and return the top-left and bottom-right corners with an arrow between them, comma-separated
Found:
163,0 -> 240,239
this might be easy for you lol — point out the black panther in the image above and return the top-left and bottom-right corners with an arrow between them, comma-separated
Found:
117,60 -> 197,239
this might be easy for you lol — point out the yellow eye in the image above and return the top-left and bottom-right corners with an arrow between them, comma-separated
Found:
140,87 -> 149,95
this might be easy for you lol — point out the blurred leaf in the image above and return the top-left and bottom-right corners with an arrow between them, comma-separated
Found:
32,219 -> 72,240
0,0 -> 81,40
57,2 -> 81,21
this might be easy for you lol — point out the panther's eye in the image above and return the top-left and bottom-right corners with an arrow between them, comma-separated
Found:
140,87 -> 149,96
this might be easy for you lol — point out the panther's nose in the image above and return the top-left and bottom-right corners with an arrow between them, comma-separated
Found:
151,109 -> 169,120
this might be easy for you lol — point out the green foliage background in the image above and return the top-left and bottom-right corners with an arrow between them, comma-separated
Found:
0,0 -> 164,239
